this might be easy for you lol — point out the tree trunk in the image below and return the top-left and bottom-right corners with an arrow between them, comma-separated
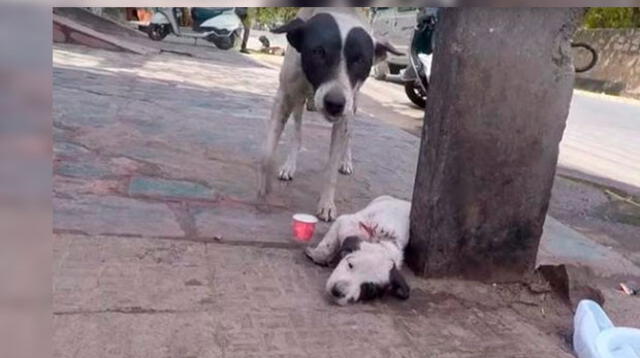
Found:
407,8 -> 584,281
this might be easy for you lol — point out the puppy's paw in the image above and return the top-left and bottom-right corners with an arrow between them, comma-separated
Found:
304,247 -> 329,266
317,199 -> 337,222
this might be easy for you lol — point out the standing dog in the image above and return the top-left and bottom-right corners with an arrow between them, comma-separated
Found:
257,8 -> 401,221
305,196 -> 411,305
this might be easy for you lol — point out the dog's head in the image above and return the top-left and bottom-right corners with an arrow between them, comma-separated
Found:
273,13 -> 401,122
325,236 -> 410,305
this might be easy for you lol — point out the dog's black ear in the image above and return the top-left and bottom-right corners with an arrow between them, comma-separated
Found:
359,282 -> 384,301
338,236 -> 361,259
389,265 -> 410,300
374,37 -> 403,64
271,18 -> 305,52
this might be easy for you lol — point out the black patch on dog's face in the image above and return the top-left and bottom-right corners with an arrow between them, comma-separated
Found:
338,236 -> 361,259
358,282 -> 387,301
344,27 -> 374,88
357,265 -> 410,302
298,14 -> 342,90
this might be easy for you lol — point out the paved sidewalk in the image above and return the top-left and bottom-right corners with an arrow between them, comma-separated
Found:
53,43 -> 418,244
53,43 -> 639,357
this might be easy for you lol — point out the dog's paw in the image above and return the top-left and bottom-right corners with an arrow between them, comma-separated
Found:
278,161 -> 296,181
304,247 -> 329,266
317,199 -> 337,222
338,160 -> 353,176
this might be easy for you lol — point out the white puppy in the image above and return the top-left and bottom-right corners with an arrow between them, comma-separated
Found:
305,196 -> 411,305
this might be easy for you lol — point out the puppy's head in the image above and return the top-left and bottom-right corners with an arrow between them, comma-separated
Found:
325,236 -> 410,305
273,13 -> 400,122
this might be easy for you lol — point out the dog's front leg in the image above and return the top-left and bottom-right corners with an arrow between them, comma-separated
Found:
304,214 -> 350,265
317,119 -> 349,221
258,90 -> 292,199
278,101 -> 304,181
339,139 -> 353,175
339,91 -> 359,176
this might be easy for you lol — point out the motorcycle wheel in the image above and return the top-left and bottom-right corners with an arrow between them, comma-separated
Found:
404,81 -> 427,108
148,24 -> 169,41
211,33 -> 237,50
571,42 -> 598,73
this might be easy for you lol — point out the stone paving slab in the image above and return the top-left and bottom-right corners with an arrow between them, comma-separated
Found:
54,235 -> 212,314
193,203 -> 296,243
53,195 -> 184,237
128,176 -> 216,201
54,234 -> 573,358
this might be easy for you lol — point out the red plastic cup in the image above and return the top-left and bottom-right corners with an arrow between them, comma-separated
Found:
292,213 -> 318,242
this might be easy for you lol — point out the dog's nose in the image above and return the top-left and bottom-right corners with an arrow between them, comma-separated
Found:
324,91 -> 346,116
331,286 -> 345,299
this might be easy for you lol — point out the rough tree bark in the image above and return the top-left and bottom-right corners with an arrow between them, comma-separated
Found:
407,8 -> 584,281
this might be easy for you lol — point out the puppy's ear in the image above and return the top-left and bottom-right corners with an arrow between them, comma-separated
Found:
374,37 -> 403,64
389,265 -> 410,300
271,18 -> 305,52
359,282 -> 384,301
338,236 -> 361,259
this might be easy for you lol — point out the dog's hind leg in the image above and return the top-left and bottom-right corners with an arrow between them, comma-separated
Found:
278,101 -> 304,181
258,90 -> 293,198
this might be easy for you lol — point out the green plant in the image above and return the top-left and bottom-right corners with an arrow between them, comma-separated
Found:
584,7 -> 640,28
254,7 -> 299,28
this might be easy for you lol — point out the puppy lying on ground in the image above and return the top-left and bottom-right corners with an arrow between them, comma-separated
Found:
305,196 -> 411,305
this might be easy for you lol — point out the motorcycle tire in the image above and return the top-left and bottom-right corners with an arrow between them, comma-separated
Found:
212,33 -> 237,50
148,24 -> 169,41
571,42 -> 598,73
404,81 -> 427,108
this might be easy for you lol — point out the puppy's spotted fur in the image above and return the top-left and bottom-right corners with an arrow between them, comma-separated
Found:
305,195 -> 411,305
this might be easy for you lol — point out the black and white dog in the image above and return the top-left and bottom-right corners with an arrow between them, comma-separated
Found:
305,195 -> 411,305
257,8 -> 401,221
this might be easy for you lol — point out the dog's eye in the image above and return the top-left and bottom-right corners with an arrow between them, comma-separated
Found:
312,47 -> 325,57
348,262 -> 354,269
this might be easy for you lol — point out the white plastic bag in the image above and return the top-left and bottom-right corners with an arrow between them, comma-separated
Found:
573,300 -> 640,358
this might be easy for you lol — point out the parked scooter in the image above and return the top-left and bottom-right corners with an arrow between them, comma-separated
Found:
401,8 -> 438,108
140,8 -> 243,50
399,9 -> 596,108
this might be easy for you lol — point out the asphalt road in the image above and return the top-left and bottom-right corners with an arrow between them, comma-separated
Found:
358,78 -> 640,195
559,92 -> 640,194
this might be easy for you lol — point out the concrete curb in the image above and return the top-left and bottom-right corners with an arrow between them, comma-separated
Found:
574,77 -> 626,97
53,14 -> 159,56
539,216 -> 640,279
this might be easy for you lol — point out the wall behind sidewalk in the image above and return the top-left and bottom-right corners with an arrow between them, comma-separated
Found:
573,28 -> 640,99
